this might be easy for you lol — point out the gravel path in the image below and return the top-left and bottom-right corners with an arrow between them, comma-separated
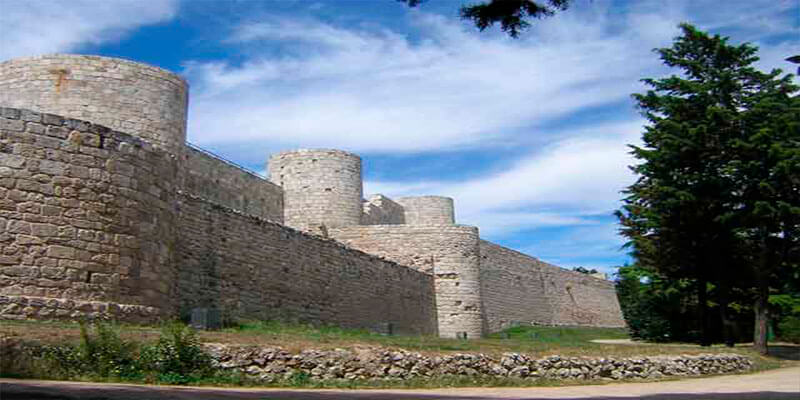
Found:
1,367 -> 798,400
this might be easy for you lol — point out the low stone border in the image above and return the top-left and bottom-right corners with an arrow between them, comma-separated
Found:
205,344 -> 752,382
0,295 -> 161,323
0,336 -> 753,384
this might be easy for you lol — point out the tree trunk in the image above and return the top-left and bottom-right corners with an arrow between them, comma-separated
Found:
753,232 -> 771,355
753,273 -> 770,355
698,277 -> 712,346
718,281 -> 735,347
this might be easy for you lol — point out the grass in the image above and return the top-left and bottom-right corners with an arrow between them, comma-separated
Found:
0,318 -> 794,389
0,318 -> 787,358
215,320 -> 637,356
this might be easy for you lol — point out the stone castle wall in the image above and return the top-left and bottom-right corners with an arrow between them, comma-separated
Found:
1,54 -> 626,337
181,145 -> 283,222
176,194 -> 437,334
0,107 -> 438,333
268,149 -> 363,232
0,55 -> 188,154
328,225 -> 484,339
480,240 -> 625,331
542,262 -> 627,328
0,107 -> 179,322
395,196 -> 455,225
362,194 -> 405,225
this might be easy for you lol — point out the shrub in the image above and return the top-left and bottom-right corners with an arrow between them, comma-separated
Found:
38,321 -> 215,383
777,316 -> 800,344
139,322 -> 213,383
41,322 -> 139,379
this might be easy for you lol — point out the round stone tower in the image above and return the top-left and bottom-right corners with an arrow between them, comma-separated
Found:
268,149 -> 363,233
395,196 -> 455,225
0,54 -> 188,154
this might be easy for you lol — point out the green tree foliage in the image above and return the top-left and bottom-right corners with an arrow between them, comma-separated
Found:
616,264 -> 757,344
617,23 -> 799,353
616,265 -> 699,342
728,71 -> 800,352
399,0 -> 571,37
572,266 -> 598,274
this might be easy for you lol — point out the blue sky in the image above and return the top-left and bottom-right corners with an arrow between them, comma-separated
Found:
2,0 -> 797,274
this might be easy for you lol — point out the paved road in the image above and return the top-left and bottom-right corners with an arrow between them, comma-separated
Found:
2,367 -> 798,400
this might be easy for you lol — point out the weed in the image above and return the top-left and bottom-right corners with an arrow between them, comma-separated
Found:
139,322 -> 213,379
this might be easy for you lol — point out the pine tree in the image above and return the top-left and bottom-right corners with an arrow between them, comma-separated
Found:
730,74 -> 799,353
617,23 -> 799,352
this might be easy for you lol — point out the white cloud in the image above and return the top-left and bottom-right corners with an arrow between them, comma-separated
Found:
517,223 -> 629,274
184,9 -> 662,152
364,121 -> 643,237
185,0 -> 796,154
3,0 -> 791,269
0,0 -> 179,60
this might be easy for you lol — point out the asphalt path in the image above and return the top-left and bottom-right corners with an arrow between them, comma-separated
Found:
1,367 -> 798,400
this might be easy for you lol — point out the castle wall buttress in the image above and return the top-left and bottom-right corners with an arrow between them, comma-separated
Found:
0,107 -> 179,322
0,55 -> 188,155
395,196 -> 455,225
268,149 -> 362,233
328,225 -> 483,339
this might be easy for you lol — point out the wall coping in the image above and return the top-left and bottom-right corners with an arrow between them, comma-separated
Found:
0,54 -> 189,88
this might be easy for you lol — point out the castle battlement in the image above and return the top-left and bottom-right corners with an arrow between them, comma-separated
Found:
0,55 -> 624,337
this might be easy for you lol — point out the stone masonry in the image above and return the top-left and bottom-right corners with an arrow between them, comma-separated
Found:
0,54 -> 625,337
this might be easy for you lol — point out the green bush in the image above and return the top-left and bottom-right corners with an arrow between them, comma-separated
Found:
139,322 -> 213,382
42,322 -> 139,379
777,316 -> 800,344
39,322 -> 214,383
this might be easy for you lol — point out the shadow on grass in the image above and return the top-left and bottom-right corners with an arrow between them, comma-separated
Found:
767,345 -> 800,361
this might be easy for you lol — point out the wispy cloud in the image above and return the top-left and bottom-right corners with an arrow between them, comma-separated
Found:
0,0 -> 179,60
364,121 -> 642,237
517,222 -> 630,274
184,9 -> 665,153
181,0 -> 796,269
3,0 -> 793,271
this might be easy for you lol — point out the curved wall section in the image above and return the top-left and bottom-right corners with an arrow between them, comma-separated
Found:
0,107 -> 178,322
0,55 -> 188,154
395,196 -> 455,225
268,149 -> 362,233
328,225 -> 483,339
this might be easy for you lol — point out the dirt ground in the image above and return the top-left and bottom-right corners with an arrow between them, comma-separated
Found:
2,366 -> 798,400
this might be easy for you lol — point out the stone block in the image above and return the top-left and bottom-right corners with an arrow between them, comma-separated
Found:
0,118 -> 25,132
42,113 -> 64,126
46,245 -> 75,259
30,223 -> 57,237
7,220 -> 31,234
20,110 -> 41,122
0,108 -> 20,119
0,153 -> 26,169
14,234 -> 42,245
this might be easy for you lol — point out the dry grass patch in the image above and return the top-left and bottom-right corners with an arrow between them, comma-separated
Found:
0,318 -> 789,363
